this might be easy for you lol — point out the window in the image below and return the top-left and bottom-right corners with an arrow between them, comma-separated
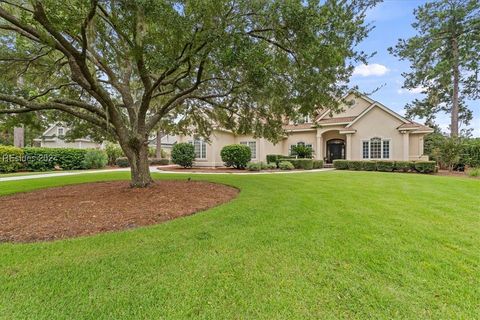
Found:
189,138 -> 207,159
57,127 -> 64,136
240,141 -> 256,159
363,141 -> 369,159
370,137 -> 382,159
362,138 -> 391,159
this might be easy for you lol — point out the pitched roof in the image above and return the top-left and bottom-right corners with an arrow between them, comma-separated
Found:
283,123 -> 315,130
317,116 -> 357,124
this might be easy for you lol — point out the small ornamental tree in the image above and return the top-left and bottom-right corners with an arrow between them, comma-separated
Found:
221,144 -> 251,169
171,143 -> 195,168
291,145 -> 313,158
0,0 -> 378,187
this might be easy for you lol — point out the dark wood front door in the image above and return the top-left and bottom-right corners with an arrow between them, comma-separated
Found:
327,139 -> 345,163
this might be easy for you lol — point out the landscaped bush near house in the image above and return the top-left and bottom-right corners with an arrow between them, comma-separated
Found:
413,161 -> 436,173
347,161 -> 362,171
54,148 -> 88,170
362,161 -> 377,171
278,161 -> 294,170
264,162 -> 277,170
266,154 -> 295,167
287,158 -> 313,170
171,143 -> 195,168
333,160 -> 349,170
291,145 -> 313,158
221,144 -> 251,169
376,161 -> 395,172
105,143 -> 124,165
23,148 -> 58,171
82,150 -> 108,169
115,157 -> 130,168
313,160 -> 324,169
0,146 -> 23,173
246,162 -> 262,171
395,161 -> 411,172
149,158 -> 169,165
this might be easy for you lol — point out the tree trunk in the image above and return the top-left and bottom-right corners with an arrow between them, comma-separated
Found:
125,141 -> 153,188
451,35 -> 460,138
156,130 -> 163,159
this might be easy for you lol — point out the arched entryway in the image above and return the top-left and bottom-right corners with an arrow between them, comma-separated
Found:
326,139 -> 345,163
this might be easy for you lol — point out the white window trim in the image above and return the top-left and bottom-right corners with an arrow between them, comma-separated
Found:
189,139 -> 207,160
57,127 -> 65,136
361,137 -> 392,160
240,141 -> 257,159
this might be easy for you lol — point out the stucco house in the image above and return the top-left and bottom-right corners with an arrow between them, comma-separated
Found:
178,92 -> 434,167
34,123 -> 102,149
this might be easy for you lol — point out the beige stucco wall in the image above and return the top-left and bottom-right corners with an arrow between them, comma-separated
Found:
335,93 -> 372,118
348,106 -> 405,160
408,134 -> 428,160
283,131 -> 316,155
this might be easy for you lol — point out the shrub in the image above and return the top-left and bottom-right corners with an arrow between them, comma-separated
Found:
82,150 -> 108,169
333,159 -> 349,170
468,167 -> 480,177
291,145 -> 313,158
246,162 -> 262,171
264,162 -> 277,170
105,143 -> 124,165
278,161 -> 294,170
171,143 -> 196,168
23,148 -> 58,171
149,158 -> 169,165
414,161 -> 436,173
395,161 -> 411,172
312,160 -> 324,169
362,161 -> 377,171
115,157 -> 130,168
0,146 -> 23,173
54,148 -> 88,170
221,144 -> 251,169
266,154 -> 294,167
376,161 -> 395,172
462,139 -> 480,168
286,158 -> 313,170
347,161 -> 362,171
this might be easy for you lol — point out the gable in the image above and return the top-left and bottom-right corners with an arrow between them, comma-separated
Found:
319,92 -> 374,120
348,105 -> 405,131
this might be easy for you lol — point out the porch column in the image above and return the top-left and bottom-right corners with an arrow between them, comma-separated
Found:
345,133 -> 352,160
402,131 -> 410,161
316,129 -> 323,160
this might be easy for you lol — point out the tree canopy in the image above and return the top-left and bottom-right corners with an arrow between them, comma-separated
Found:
389,0 -> 480,137
0,0 -> 378,186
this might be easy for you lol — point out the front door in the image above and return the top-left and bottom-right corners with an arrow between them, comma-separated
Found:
327,139 -> 345,163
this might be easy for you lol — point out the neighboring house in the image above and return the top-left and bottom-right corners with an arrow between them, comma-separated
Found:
147,134 -> 177,154
178,91 -> 434,167
34,123 -> 102,149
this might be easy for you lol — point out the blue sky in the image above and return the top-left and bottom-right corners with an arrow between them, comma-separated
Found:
350,0 -> 479,137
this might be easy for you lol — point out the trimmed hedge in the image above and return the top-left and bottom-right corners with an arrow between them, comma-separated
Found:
0,146 -> 23,173
149,158 -> 169,165
414,161 -> 436,173
266,154 -> 295,168
221,144 -> 251,169
376,161 -> 395,172
313,160 -> 324,169
282,158 -> 313,170
362,161 -> 377,171
333,159 -> 436,174
333,160 -> 349,170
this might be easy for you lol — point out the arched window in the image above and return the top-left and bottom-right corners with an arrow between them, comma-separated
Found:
362,137 -> 390,159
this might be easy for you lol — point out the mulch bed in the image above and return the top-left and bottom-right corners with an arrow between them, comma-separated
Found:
0,180 -> 238,243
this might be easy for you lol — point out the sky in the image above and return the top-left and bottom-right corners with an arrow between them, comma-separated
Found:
349,0 -> 479,137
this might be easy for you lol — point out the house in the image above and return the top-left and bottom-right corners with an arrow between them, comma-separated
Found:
177,92 -> 434,167
147,134 -> 178,155
33,123 -> 102,149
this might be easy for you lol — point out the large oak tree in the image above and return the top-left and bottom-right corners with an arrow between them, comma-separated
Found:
0,0 -> 377,187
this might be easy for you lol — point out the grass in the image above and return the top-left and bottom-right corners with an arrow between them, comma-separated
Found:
0,171 -> 478,319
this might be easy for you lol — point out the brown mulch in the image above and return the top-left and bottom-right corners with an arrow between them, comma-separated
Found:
435,169 -> 479,179
0,181 -> 238,243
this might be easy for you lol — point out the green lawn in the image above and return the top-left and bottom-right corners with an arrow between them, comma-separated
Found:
0,171 -> 478,319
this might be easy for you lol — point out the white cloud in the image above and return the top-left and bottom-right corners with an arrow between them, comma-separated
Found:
397,86 -> 426,94
353,63 -> 390,77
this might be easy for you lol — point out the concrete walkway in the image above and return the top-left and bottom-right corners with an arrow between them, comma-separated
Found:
0,166 -> 334,182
